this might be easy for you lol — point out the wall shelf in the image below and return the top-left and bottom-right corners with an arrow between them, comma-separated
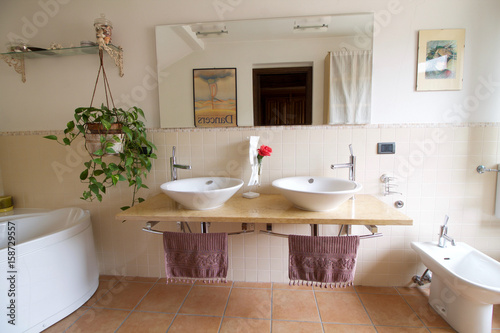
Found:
0,44 -> 124,82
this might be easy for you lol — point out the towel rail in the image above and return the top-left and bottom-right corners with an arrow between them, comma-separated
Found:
258,230 -> 383,239
143,221 -> 381,239
142,221 -> 255,236
142,227 -> 255,236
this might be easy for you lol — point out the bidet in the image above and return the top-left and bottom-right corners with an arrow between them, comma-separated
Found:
411,241 -> 500,333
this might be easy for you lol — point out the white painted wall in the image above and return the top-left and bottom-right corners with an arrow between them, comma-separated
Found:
1,0 -> 499,131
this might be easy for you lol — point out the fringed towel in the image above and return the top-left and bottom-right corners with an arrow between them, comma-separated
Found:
288,235 -> 360,288
163,231 -> 228,284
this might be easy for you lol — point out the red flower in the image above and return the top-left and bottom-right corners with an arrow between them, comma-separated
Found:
258,145 -> 272,157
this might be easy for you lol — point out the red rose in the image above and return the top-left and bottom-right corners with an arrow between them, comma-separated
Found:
258,145 -> 272,157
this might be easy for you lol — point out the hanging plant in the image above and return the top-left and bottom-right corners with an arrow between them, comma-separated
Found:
45,49 -> 156,210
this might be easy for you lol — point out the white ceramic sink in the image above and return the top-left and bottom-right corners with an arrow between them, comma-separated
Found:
272,176 -> 362,211
160,177 -> 243,210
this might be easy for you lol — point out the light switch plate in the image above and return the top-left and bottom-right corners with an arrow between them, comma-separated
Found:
377,142 -> 396,154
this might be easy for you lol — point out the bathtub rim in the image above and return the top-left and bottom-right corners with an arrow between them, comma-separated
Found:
0,207 -> 91,255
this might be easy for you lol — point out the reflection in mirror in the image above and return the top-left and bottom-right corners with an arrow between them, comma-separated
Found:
156,13 -> 374,128
253,66 -> 312,126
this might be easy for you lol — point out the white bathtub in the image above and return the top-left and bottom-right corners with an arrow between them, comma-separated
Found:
0,208 -> 99,333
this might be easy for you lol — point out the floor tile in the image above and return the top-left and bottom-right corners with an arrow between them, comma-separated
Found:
273,282 -> 313,291
355,286 -> 398,294
376,327 -> 429,333
116,311 -> 174,332
396,286 -> 430,296
220,317 -> 270,332
135,283 -> 191,313
403,294 -> 451,328
272,289 -> 320,322
323,323 -> 376,332
313,285 -> 356,292
358,293 -> 424,327
85,282 -> 114,306
427,328 -> 457,332
315,291 -> 371,324
94,281 -> 154,310
494,304 -> 500,329
225,288 -> 271,319
42,307 -> 89,332
233,281 -> 271,288
157,278 -> 194,285
168,314 -> 222,333
271,320 -> 323,332
179,285 -> 231,316
122,276 -> 159,283
99,275 -> 123,281
65,308 -> 130,333
194,280 -> 232,286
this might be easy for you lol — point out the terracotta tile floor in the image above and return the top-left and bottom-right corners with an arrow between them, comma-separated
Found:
43,275 -> 500,333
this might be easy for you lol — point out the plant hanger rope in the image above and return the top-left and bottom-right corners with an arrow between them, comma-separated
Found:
90,48 -> 116,110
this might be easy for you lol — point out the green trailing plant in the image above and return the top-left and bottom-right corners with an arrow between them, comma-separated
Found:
45,104 -> 156,210
46,49 -> 156,210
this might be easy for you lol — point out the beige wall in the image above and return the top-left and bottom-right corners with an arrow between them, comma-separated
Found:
1,0 -> 500,131
1,123 -> 499,286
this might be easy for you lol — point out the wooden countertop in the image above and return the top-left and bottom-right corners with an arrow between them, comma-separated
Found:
116,193 -> 413,225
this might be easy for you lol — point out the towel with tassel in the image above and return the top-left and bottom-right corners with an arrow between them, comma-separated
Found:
288,235 -> 360,288
163,231 -> 228,284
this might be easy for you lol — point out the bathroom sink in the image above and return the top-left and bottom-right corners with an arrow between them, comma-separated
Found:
272,176 -> 362,211
160,177 -> 244,210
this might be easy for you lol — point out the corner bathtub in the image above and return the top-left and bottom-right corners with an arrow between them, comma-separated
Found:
0,208 -> 99,333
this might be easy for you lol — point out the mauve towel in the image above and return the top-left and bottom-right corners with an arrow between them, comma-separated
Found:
288,235 -> 360,288
163,231 -> 228,283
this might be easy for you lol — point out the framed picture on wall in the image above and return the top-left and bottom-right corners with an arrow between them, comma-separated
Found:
416,29 -> 465,91
193,68 -> 237,127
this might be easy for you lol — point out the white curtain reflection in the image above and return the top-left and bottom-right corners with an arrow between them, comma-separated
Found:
325,50 -> 372,124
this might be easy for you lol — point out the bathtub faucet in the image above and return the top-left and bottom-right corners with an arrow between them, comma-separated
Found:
331,144 -> 356,181
170,146 -> 191,181
438,215 -> 456,248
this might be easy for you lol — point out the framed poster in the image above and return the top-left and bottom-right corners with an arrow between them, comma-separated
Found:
193,68 -> 237,127
416,29 -> 465,91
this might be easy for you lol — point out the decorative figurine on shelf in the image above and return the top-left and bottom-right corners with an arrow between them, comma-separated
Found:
94,13 -> 113,45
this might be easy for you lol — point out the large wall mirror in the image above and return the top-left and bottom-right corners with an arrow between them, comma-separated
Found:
156,13 -> 374,128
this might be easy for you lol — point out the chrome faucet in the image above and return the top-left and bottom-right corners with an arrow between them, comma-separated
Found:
170,146 -> 191,181
438,215 -> 456,248
331,144 -> 356,181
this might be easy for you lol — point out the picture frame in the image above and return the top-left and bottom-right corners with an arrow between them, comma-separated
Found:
193,68 -> 237,127
416,29 -> 465,91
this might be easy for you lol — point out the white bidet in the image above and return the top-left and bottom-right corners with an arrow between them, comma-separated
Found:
411,241 -> 500,333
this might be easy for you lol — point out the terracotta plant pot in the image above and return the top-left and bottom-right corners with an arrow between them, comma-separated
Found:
86,122 -> 123,134
85,123 -> 124,155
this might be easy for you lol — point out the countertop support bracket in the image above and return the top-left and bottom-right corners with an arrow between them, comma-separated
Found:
201,222 -> 210,233
310,224 -> 319,236
146,221 -> 159,230
365,225 -> 378,234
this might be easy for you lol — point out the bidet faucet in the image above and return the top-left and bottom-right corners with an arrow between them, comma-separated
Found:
170,146 -> 191,181
331,144 -> 356,181
438,215 -> 456,248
